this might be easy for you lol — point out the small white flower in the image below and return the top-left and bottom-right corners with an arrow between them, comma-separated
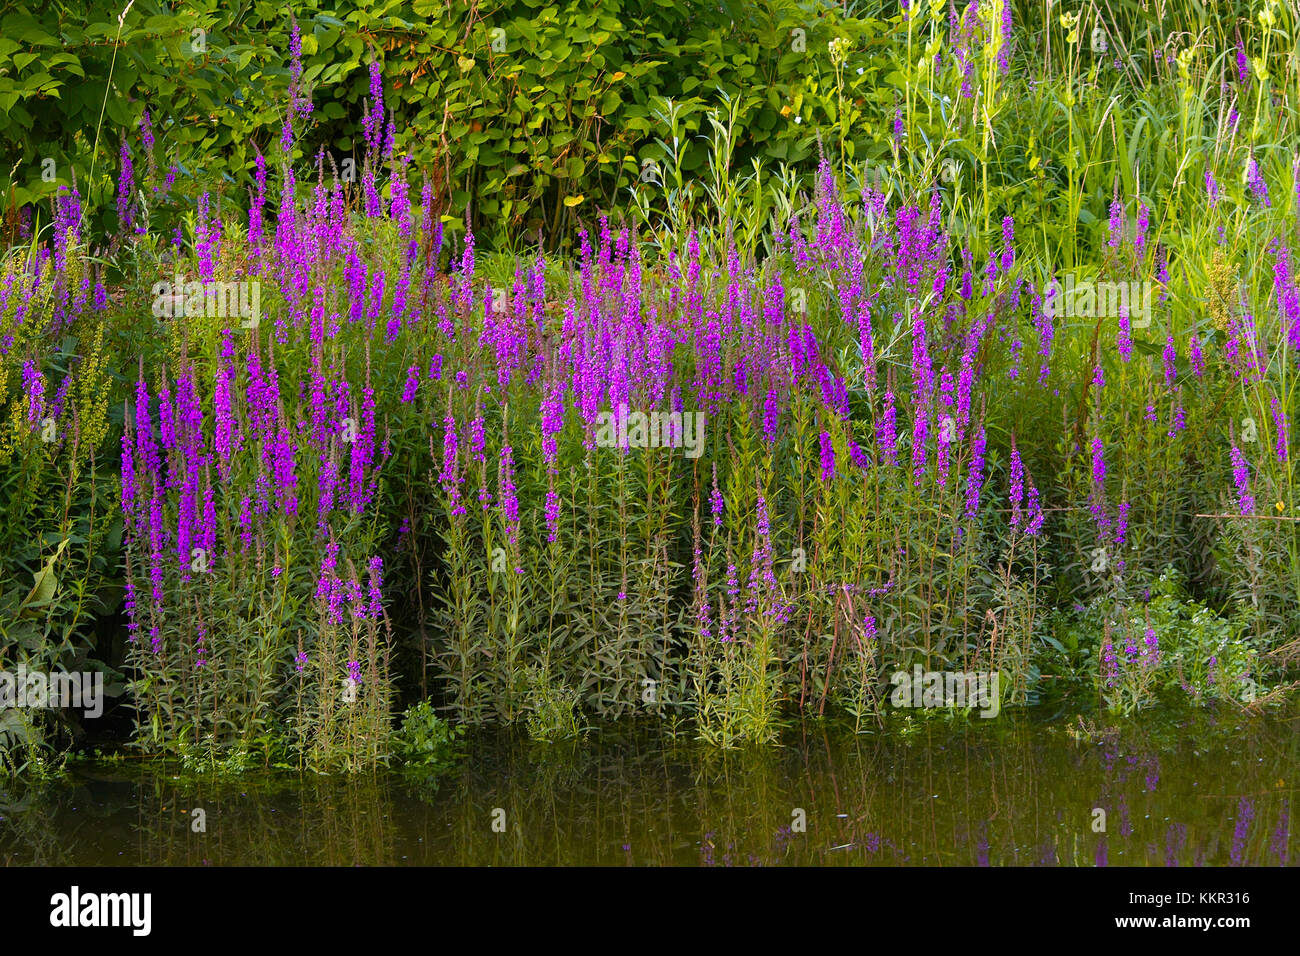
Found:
794,116 -> 802,124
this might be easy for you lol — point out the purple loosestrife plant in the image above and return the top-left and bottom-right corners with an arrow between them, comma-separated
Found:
1117,313 -> 1133,362
1248,157 -> 1271,207
877,390 -> 899,467
711,463 -> 724,527
1115,500 -> 1131,549
1009,441 -> 1025,530
998,0 -> 1013,74
1091,436 -> 1107,488
440,412 -> 464,516
1107,199 -> 1125,249
1230,445 -> 1256,515
21,360 -> 45,429
819,430 -> 835,481
499,445 -> 520,552
1102,636 -> 1118,689
965,424 -> 987,519
1273,396 -> 1290,463
1169,404 -> 1186,438
116,136 -> 136,235
1143,624 -> 1159,668
401,365 -> 420,402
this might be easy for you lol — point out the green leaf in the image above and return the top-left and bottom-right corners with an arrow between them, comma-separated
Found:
19,538 -> 72,613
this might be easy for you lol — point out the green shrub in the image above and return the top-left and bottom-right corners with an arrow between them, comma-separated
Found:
393,699 -> 464,770
1050,568 -> 1258,714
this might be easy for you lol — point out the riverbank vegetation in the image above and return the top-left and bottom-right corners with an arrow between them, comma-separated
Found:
3,1 -> 1300,772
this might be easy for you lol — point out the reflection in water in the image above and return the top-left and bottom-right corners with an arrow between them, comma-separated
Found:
1,711 -> 1296,866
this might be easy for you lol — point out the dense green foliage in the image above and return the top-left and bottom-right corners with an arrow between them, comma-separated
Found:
3,0 -> 895,251
3,1 -> 1285,251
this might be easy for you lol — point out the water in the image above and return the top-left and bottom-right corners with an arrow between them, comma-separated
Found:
2,709 -> 1295,866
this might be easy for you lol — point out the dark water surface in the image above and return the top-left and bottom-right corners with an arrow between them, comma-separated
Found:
2,710 -> 1296,865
